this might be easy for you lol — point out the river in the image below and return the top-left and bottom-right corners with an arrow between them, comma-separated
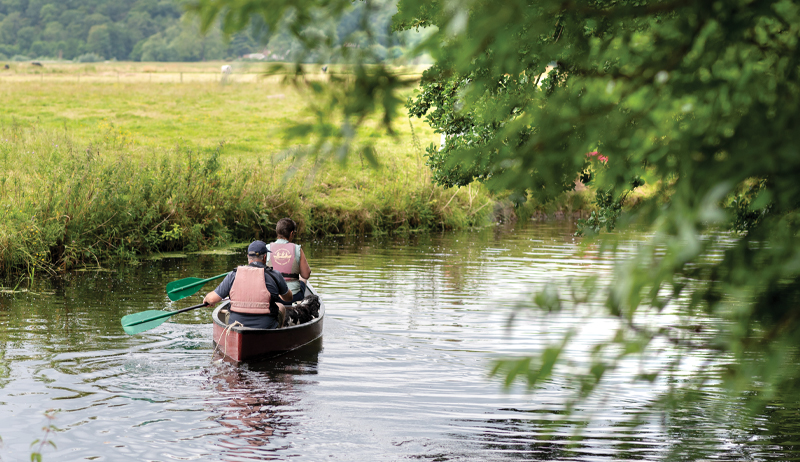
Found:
0,222 -> 797,461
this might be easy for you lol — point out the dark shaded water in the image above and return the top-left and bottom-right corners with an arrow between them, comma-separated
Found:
0,222 -> 798,461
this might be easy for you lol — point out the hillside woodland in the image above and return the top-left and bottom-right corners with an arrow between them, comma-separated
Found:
0,0 -> 425,62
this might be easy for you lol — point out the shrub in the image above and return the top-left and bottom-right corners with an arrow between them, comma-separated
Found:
75,53 -> 104,63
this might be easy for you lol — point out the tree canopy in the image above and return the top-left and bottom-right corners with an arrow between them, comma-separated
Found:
197,0 -> 800,452
397,0 -> 800,441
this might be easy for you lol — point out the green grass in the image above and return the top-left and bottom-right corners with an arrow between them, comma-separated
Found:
0,63 -> 496,276
3,79 -> 308,157
1,61 -> 428,157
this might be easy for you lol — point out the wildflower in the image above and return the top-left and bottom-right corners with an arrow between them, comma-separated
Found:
586,151 -> 609,163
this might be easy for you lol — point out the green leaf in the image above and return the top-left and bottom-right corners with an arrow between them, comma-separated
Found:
361,146 -> 379,168
533,285 -> 561,312
750,188 -> 773,211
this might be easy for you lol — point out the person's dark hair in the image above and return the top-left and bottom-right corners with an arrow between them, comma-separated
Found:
276,218 -> 297,239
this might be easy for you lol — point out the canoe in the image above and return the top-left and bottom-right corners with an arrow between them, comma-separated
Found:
211,283 -> 325,362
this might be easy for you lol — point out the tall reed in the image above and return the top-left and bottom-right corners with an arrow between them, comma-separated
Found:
0,126 -> 493,277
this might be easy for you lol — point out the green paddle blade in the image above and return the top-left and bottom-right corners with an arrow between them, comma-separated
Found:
121,310 -> 173,335
166,277 -> 206,301
121,302 -> 208,335
165,273 -> 228,301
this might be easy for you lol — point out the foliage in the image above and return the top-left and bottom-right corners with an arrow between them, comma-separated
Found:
0,0 -> 426,63
0,0 -> 201,61
395,0 -> 800,449
577,171 -> 644,235
0,118 -> 492,277
195,0 -> 800,453
727,177 -> 772,233
29,410 -> 58,462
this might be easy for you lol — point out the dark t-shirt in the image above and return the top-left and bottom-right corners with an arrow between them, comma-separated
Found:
213,261 -> 289,315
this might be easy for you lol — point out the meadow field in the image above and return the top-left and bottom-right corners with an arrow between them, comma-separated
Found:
1,61 -> 428,155
0,61 -> 502,276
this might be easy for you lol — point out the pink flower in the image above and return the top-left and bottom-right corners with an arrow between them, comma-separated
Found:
586,151 -> 608,162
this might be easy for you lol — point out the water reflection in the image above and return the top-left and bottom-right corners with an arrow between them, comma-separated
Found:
452,408 -> 666,461
209,340 -> 322,460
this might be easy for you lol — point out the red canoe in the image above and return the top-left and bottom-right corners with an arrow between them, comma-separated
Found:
211,283 -> 325,362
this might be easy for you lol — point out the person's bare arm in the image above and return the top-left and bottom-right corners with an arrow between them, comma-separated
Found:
280,289 -> 293,303
299,248 -> 311,281
203,291 -> 223,306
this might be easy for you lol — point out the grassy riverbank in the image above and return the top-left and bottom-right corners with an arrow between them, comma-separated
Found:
1,66 -> 500,276
1,125 -> 496,276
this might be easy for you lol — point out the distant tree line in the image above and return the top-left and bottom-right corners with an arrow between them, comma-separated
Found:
0,0 -> 423,62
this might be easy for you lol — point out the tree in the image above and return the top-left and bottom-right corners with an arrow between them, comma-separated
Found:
225,32 -> 258,57
139,32 -> 176,61
193,0 -> 800,453
0,12 -> 23,44
164,18 -> 226,61
29,39 -> 51,58
42,21 -> 64,42
15,25 -> 38,52
39,4 -> 62,24
86,24 -> 111,59
126,11 -> 158,44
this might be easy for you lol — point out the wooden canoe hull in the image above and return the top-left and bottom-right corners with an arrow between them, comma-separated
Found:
212,284 -> 324,362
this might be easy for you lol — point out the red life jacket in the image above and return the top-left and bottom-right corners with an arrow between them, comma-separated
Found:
229,266 -> 272,314
270,242 -> 299,279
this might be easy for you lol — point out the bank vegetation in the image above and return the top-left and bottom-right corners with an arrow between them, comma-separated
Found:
0,122 -> 507,277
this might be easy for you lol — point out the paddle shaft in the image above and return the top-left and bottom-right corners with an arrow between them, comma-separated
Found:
124,302 -> 209,327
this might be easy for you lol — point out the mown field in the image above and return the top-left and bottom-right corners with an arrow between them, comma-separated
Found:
1,61 -> 429,157
1,62 -> 499,277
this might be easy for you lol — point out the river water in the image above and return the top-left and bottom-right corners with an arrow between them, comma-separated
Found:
0,222 -> 798,461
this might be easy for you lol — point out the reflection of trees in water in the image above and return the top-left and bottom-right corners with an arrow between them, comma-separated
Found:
449,411 -> 588,461
749,400 -> 800,461
448,408 -> 663,461
0,254 -> 230,356
310,223 -> 578,306
206,339 -> 322,458
452,397 -> 800,462
661,391 -> 800,462
0,345 -> 10,388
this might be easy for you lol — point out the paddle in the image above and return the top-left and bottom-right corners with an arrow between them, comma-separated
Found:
166,273 -> 228,301
121,302 -> 209,335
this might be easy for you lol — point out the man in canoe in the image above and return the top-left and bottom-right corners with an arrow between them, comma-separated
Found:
202,240 -> 293,328
267,218 -> 312,304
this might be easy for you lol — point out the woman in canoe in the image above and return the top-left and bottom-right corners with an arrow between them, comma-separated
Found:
267,218 -> 312,304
